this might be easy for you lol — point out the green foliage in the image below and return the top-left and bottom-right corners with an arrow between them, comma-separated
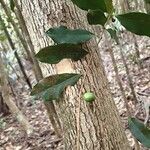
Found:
33,0 -> 114,102
116,12 -> 150,37
36,44 -> 88,64
87,10 -> 107,25
34,25 -> 93,100
71,0 -> 107,12
128,117 -> 150,148
31,73 -> 81,101
46,26 -> 94,44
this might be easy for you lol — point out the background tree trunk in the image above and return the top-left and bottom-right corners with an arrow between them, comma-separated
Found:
20,0 -> 131,149
0,52 -> 33,135
0,15 -> 32,89
13,0 -> 44,82
144,0 -> 150,13
0,0 -> 43,83
0,92 -> 9,115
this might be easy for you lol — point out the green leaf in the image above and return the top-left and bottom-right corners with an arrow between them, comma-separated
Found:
9,0 -> 15,12
116,12 -> 150,37
36,44 -> 88,64
31,73 -> 81,101
46,26 -> 94,44
87,10 -> 107,26
71,0 -> 107,12
128,117 -> 150,148
107,28 -> 118,43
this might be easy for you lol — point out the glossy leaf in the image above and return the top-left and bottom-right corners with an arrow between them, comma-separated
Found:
46,26 -> 94,44
87,10 -> 107,26
128,117 -> 150,148
116,12 -> 150,37
71,0 -> 107,12
31,73 -> 81,101
36,44 -> 88,64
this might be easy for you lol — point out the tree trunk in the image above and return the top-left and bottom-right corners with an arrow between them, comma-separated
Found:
20,0 -> 131,149
13,0 -> 43,82
119,0 -> 130,12
0,52 -> 33,134
0,0 -> 43,83
144,1 -> 150,13
0,92 -> 9,115
0,15 -> 32,89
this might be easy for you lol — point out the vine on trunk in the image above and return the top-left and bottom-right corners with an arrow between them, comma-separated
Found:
30,0 -> 150,148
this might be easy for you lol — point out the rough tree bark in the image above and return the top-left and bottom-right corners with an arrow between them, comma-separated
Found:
20,0 -> 131,149
13,0 -> 43,82
119,0 -> 130,12
0,92 -> 9,115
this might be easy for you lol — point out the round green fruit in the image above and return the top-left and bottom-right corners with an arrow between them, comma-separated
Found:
83,92 -> 95,102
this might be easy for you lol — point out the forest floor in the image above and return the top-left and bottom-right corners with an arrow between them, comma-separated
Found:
0,31 -> 150,150
100,32 -> 150,150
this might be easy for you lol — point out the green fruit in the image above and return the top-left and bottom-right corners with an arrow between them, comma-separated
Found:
83,92 -> 95,102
